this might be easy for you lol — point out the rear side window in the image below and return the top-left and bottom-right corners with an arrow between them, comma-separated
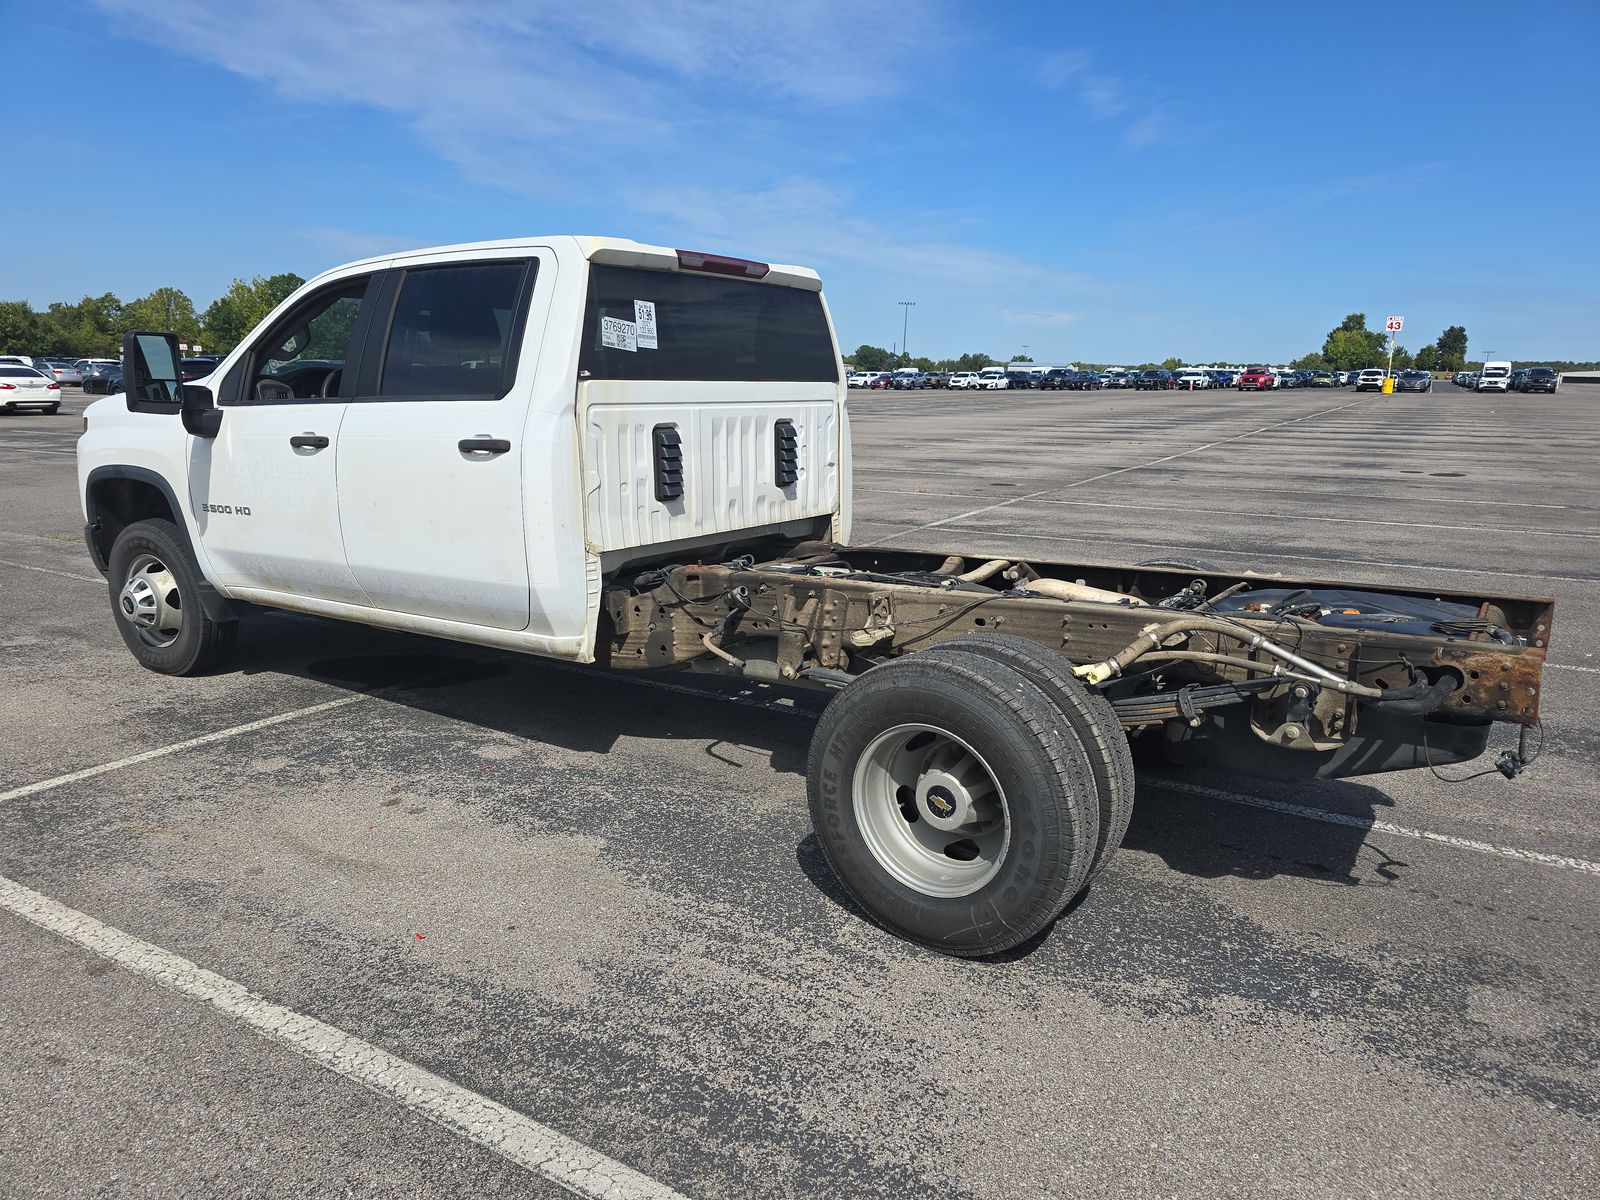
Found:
580,264 -> 838,383
379,261 -> 532,399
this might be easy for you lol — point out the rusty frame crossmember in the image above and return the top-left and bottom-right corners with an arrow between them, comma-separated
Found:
599,546 -> 1551,736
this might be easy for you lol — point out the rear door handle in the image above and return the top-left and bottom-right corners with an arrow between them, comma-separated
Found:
289,433 -> 329,450
458,436 -> 511,456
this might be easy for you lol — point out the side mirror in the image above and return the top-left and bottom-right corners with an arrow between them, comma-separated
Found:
121,330 -> 222,438
122,330 -> 182,411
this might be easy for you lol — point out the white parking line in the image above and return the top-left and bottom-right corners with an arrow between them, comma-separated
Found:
858,490 -> 1600,542
861,522 -> 1600,585
1149,779 -> 1600,874
881,396 -> 1375,542
0,558 -> 104,584
1548,663 -> 1600,674
0,875 -> 687,1200
0,444 -> 75,455
0,696 -> 370,804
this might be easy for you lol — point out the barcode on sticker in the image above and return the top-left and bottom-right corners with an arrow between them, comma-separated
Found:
634,300 -> 658,350
601,316 -> 637,352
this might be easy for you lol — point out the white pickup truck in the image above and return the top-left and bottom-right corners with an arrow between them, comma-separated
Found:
79,235 -> 1551,957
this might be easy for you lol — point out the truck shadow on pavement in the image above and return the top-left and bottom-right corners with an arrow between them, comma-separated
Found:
237,615 -> 1414,922
1122,774 -> 1410,888
234,614 -> 816,776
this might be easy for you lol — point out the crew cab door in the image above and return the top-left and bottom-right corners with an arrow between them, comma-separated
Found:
189,272 -> 382,605
334,255 -> 541,631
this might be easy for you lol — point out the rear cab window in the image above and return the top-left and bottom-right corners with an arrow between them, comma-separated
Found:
579,264 -> 838,383
378,261 -> 533,399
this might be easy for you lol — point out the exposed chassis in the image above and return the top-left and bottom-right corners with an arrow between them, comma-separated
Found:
602,543 -> 1552,782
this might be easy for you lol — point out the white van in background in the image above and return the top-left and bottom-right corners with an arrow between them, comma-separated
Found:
1475,361 -> 1513,393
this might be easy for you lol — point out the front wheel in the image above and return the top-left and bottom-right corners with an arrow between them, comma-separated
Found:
107,519 -> 237,675
807,653 -> 1098,957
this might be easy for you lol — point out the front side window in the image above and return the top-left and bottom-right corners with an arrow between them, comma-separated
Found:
243,278 -> 372,402
378,261 -> 530,399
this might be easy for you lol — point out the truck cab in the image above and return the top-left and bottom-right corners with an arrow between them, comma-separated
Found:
78,237 -> 851,666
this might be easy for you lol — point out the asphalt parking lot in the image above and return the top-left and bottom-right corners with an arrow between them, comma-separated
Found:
2,385 -> 1597,1199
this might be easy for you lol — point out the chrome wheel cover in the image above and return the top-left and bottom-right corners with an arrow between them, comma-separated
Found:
852,723 -> 1010,898
118,552 -> 183,648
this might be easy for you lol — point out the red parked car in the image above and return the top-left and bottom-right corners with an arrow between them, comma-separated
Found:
1237,366 -> 1276,391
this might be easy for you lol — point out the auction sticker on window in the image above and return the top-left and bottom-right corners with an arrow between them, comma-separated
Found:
633,300 -> 658,350
601,315 -> 637,352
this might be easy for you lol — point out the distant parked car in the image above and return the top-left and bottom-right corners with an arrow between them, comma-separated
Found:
1102,370 -> 1129,388
977,368 -> 1011,390
1005,371 -> 1039,389
1174,369 -> 1209,390
1516,367 -> 1558,394
0,365 -> 63,414
1305,370 -> 1336,388
43,360 -> 85,385
1038,368 -> 1073,390
1355,368 -> 1389,392
868,372 -> 894,389
949,371 -> 980,390
1475,362 -> 1513,393
1134,369 -> 1175,390
1237,366 -> 1275,391
1395,369 -> 1432,393
82,365 -> 125,395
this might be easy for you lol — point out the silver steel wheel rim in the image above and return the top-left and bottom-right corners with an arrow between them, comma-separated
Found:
118,552 -> 183,648
853,723 -> 1010,898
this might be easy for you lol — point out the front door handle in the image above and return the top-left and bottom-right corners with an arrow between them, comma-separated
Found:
289,433 -> 330,450
458,436 -> 511,456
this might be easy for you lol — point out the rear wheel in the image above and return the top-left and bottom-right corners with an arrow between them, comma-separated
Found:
807,653 -> 1098,957
921,635 -> 1134,882
107,519 -> 236,676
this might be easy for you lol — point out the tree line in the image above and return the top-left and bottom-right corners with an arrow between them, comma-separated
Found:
0,274 -> 306,359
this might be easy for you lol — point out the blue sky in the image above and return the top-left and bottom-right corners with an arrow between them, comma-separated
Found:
5,0 -> 1597,363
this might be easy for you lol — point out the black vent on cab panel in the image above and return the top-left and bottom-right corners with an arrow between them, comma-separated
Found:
774,419 -> 799,488
652,423 -> 684,502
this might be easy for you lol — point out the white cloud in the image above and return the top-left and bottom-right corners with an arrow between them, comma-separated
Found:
296,226 -> 431,261
631,179 -> 1098,295
90,0 -> 1099,345
1036,47 -> 1170,146
1001,309 -> 1082,326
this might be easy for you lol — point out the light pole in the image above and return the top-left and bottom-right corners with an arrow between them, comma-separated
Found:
898,301 -> 915,361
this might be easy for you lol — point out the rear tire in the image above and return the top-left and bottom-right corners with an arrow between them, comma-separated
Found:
107,519 -> 237,676
921,635 -> 1134,883
807,653 -> 1098,957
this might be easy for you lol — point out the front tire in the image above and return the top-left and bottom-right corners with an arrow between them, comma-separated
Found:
107,519 -> 236,675
807,653 -> 1098,957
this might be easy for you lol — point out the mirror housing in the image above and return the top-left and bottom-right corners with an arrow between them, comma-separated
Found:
181,384 -> 222,438
121,330 -> 221,438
